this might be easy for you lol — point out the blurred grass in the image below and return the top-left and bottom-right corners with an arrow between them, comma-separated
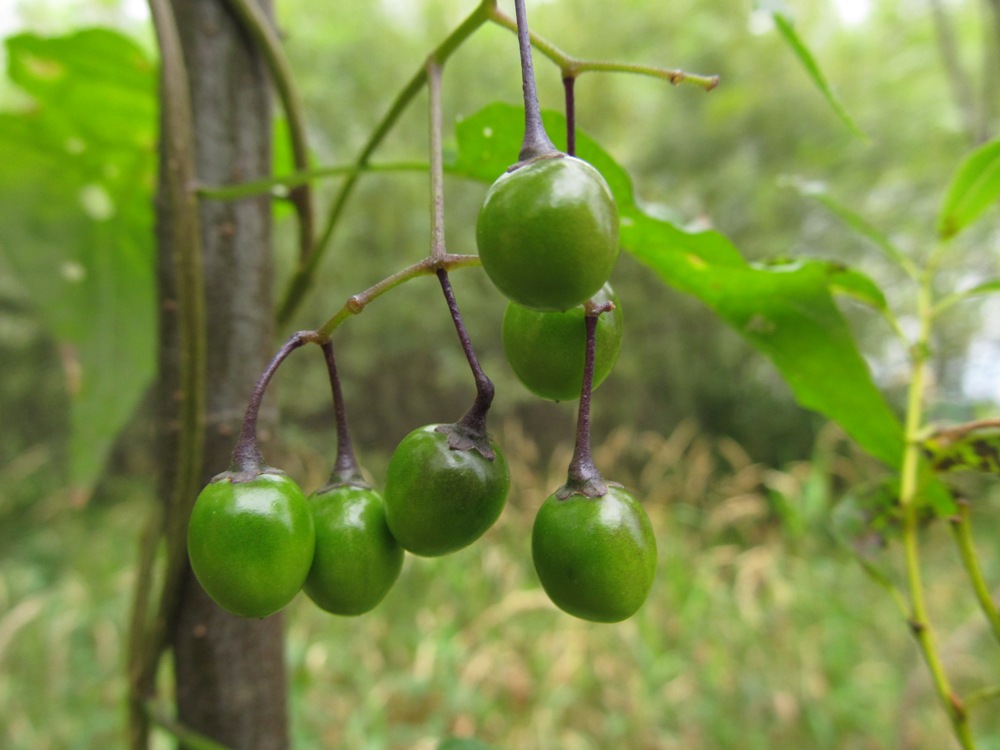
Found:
2,422 -> 1000,749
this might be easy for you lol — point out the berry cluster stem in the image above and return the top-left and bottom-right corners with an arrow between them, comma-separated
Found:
230,330 -> 317,474
563,75 -> 577,157
560,302 -> 615,498
320,340 -> 365,485
513,0 -> 558,163
437,268 -> 495,440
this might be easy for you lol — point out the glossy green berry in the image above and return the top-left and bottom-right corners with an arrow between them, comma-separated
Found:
503,283 -> 622,401
187,469 -> 315,618
476,154 -> 619,312
384,424 -> 510,557
304,483 -> 403,616
532,485 -> 656,623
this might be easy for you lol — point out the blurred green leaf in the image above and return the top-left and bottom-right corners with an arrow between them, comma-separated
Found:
770,13 -> 865,139
450,103 -> 904,469
938,137 -> 1000,240
799,187 -> 915,277
0,29 -> 156,495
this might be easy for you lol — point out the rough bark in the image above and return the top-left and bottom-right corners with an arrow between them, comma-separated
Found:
155,0 -> 288,747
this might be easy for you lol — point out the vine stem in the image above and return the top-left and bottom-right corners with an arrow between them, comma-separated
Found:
949,500 -> 1000,648
899,252 -> 975,749
128,0 -> 205,747
220,0 -> 314,260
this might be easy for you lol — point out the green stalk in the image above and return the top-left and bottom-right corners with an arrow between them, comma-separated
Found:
195,161 -> 429,202
899,254 -> 974,749
950,500 -> 1000,648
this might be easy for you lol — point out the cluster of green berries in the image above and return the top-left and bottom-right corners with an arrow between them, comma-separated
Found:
187,152 -> 655,624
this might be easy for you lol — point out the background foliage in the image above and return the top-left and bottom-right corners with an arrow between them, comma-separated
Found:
1,0 -> 999,747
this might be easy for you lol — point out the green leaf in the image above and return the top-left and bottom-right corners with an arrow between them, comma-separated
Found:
0,29 -> 157,495
770,13 -> 865,139
937,138 -> 1000,240
451,104 -> 904,469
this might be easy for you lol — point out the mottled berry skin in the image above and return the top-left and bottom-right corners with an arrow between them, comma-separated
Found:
503,283 -> 622,401
476,154 -> 619,312
532,485 -> 656,623
384,424 -> 510,557
187,470 -> 315,618
304,484 -> 403,616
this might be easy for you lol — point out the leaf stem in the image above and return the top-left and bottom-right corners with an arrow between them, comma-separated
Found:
898,256 -> 975,749
949,500 -> 1000,648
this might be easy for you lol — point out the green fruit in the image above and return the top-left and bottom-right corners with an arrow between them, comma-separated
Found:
532,485 -> 656,623
384,425 -> 510,557
476,154 -> 619,312
304,483 -> 404,616
187,469 -> 315,618
502,283 -> 622,401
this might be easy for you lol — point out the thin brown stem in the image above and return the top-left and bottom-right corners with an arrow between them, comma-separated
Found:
320,340 -> 364,485
231,330 -> 318,475
513,0 -> 558,162
436,268 -> 495,443
559,301 -> 615,499
563,75 -> 577,156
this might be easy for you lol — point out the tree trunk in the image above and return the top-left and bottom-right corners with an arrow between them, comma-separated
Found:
155,0 -> 288,747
